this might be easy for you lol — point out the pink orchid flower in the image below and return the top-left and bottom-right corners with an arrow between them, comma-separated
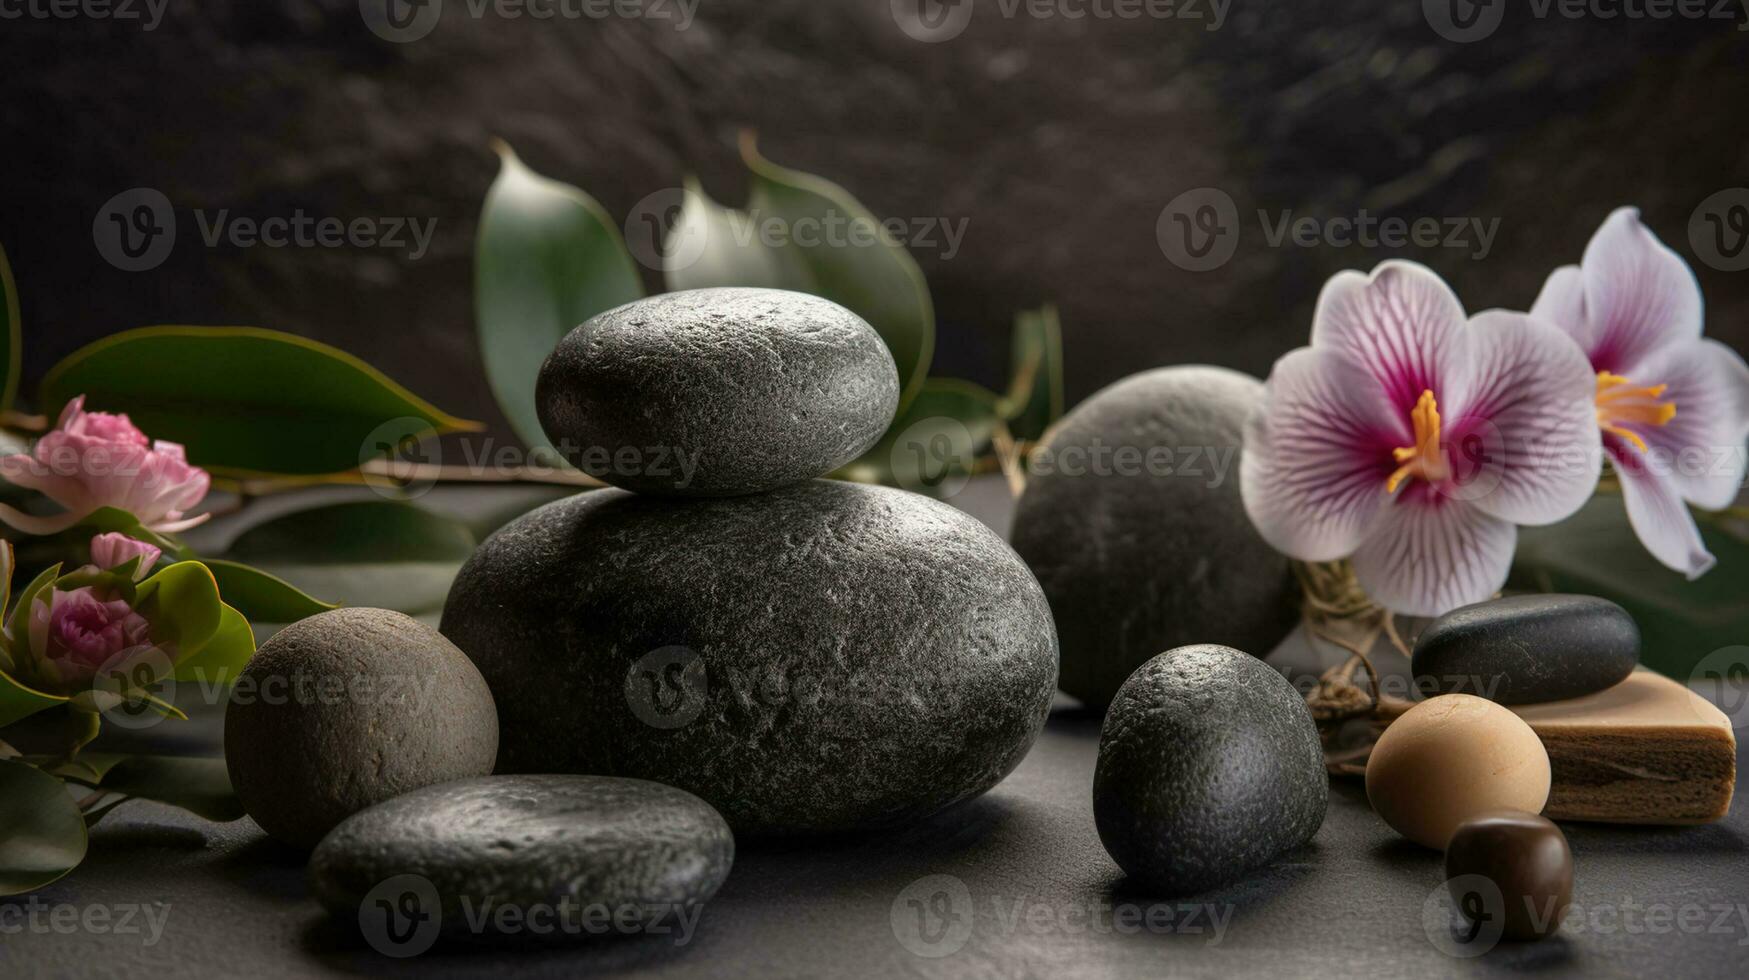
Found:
27,585 -> 155,690
89,532 -> 164,580
1530,208 -> 1749,579
1242,261 -> 1602,617
0,396 -> 211,536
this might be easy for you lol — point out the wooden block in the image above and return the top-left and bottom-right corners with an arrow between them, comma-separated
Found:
1511,670 -> 1737,825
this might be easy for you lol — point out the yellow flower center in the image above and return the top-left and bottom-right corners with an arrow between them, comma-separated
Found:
1595,371 -> 1676,453
1386,389 -> 1449,494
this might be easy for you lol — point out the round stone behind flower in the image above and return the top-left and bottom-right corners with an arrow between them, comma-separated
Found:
310,775 -> 733,947
223,607 -> 498,849
1011,366 -> 1298,710
440,479 -> 1059,836
535,287 -> 901,496
1093,645 -> 1328,895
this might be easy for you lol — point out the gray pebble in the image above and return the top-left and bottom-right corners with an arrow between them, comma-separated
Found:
1412,594 -> 1640,705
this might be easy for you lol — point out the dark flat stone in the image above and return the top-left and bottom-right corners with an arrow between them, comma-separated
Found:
309,775 -> 734,949
535,288 -> 898,496
1093,645 -> 1328,896
439,479 -> 1058,836
1412,595 -> 1640,705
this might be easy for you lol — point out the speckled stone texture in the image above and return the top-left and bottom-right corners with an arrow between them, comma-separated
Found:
1011,366 -> 1297,709
223,607 -> 499,849
535,288 -> 899,496
1412,594 -> 1641,705
440,479 -> 1059,836
1094,645 -> 1327,896
309,775 -> 733,941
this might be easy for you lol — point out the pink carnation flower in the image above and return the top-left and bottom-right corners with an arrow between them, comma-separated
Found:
89,532 -> 164,579
1242,261 -> 1602,617
0,396 -> 211,536
28,585 -> 155,689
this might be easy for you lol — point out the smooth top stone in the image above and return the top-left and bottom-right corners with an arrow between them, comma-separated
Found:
224,607 -> 499,849
1011,366 -> 1298,710
1093,645 -> 1327,895
1444,808 -> 1574,942
309,775 -> 734,944
535,287 -> 900,496
440,478 -> 1058,836
1411,594 -> 1640,705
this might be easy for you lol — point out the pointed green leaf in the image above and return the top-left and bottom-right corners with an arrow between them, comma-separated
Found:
134,561 -> 223,667
202,559 -> 336,624
665,135 -> 935,414
39,326 -> 479,476
999,305 -> 1065,443
476,141 -> 645,451
0,760 -> 87,895
224,501 -> 477,617
0,670 -> 68,728
98,755 -> 244,823
172,603 -> 256,686
0,242 -> 21,414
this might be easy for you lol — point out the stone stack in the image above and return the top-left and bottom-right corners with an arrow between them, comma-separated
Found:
441,287 -> 1060,836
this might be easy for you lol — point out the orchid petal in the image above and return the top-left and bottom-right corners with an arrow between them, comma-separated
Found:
149,512 -> 212,534
1610,436 -> 1716,579
1350,493 -> 1517,618
1448,311 -> 1602,526
1577,207 -> 1703,375
1241,347 -> 1403,562
1311,260 -> 1474,418
1529,265 -> 1586,333
1623,338 -> 1749,511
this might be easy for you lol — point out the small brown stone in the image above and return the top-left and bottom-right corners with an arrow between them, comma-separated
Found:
1444,809 -> 1574,942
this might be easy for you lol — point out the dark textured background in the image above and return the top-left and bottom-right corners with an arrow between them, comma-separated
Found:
3,0 -> 1747,437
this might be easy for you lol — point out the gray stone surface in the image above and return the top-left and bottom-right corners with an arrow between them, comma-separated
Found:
1411,595 -> 1641,705
224,607 -> 499,849
1011,366 -> 1297,709
308,775 -> 733,945
439,479 -> 1057,835
535,288 -> 899,496
1094,645 -> 1328,896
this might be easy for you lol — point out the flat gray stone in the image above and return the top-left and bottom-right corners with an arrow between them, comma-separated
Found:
1011,366 -> 1298,709
223,607 -> 499,849
1094,645 -> 1328,896
1411,595 -> 1641,705
535,288 -> 899,496
439,479 -> 1058,836
308,775 -> 733,948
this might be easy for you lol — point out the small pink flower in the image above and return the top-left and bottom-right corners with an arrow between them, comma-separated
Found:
0,396 -> 211,536
1531,208 -> 1749,579
89,532 -> 163,579
27,585 -> 155,689
1242,261 -> 1602,617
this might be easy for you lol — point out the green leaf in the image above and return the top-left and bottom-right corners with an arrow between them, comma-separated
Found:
171,603 -> 255,686
475,141 -> 645,451
666,135 -> 935,414
224,501 -> 477,618
98,755 -> 244,823
838,378 -> 1004,493
202,559 -> 336,624
998,305 -> 1065,443
0,241 -> 21,414
0,670 -> 67,728
39,326 -> 480,476
1509,495 -> 1749,677
0,760 -> 87,895
134,561 -> 223,668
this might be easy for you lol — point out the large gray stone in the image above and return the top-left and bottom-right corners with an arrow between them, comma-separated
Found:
439,479 -> 1058,836
223,607 -> 499,849
309,775 -> 733,946
1094,645 -> 1328,895
535,288 -> 899,496
1011,366 -> 1297,709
